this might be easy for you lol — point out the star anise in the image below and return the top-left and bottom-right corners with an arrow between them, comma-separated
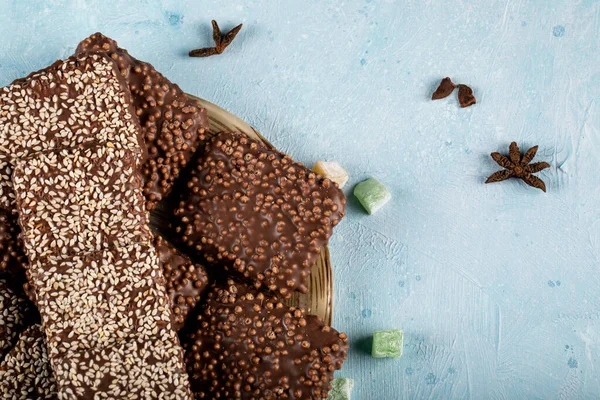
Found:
189,20 -> 243,57
485,142 -> 551,192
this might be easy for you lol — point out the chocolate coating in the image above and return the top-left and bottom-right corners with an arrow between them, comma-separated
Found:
155,236 -> 209,330
184,280 -> 349,399
76,33 -> 210,210
172,132 -> 346,298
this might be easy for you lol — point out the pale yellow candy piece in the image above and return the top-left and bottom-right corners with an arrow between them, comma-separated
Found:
312,161 -> 349,188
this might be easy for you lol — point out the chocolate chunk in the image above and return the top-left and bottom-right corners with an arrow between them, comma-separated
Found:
171,132 -> 346,298
0,279 -> 34,362
184,280 -> 349,399
0,325 -> 57,399
0,55 -> 145,207
13,145 -> 151,261
155,236 -> 209,331
76,33 -> 210,210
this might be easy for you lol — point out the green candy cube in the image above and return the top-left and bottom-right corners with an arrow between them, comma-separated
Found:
372,329 -> 403,358
329,378 -> 354,400
353,178 -> 391,215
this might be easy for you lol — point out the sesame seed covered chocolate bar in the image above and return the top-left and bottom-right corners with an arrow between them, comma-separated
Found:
184,280 -> 349,399
155,236 -> 209,331
3,54 -> 191,397
10,238 -> 206,399
0,54 -> 145,209
172,132 -> 346,298
13,145 -> 151,261
54,336 -> 190,399
0,324 -> 57,399
24,235 -> 209,332
76,33 -> 210,210
36,245 -> 192,399
0,279 -> 34,362
29,242 -> 172,357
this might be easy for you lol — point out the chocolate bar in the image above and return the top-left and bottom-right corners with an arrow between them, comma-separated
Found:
0,53 -> 145,168
76,33 -> 210,210
171,132 -> 346,298
184,280 -> 348,399
3,53 -> 191,397
155,236 -> 208,330
24,235 -> 208,332
13,145 -> 151,261
0,279 -> 34,361
30,242 -> 172,356
8,238 -> 206,398
0,325 -> 56,399
53,335 -> 189,398
0,53 -> 145,210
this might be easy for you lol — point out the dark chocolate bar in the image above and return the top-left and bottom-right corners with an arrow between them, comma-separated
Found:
76,33 -> 210,210
184,280 -> 348,399
24,235 -> 209,332
171,132 -> 346,298
0,325 -> 56,399
0,53 -> 145,167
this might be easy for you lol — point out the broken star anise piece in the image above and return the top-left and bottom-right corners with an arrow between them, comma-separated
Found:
189,20 -> 243,57
457,84 -> 476,108
431,77 -> 476,107
485,142 -> 551,192
432,77 -> 456,100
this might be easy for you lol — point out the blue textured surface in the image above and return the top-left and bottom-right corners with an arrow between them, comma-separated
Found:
1,1 -> 599,398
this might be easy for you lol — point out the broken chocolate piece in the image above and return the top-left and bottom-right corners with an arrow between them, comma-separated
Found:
171,132 -> 346,298
184,280 -> 348,399
30,242 -> 172,355
0,54 -> 146,210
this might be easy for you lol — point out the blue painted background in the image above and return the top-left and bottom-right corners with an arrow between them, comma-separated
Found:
1,0 -> 599,398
